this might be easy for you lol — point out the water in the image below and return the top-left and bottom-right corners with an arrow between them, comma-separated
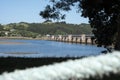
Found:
0,39 -> 106,57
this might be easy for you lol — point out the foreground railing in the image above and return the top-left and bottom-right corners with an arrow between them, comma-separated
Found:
0,51 -> 120,80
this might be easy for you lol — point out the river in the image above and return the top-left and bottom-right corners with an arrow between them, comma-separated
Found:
0,39 -> 106,57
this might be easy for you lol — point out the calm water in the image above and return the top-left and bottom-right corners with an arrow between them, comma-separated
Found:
0,39 -> 106,57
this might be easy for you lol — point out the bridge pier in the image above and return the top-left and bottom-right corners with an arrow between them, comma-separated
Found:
68,35 -> 72,42
77,37 -> 81,43
81,34 -> 86,44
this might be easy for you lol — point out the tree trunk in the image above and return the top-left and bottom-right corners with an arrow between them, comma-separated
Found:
115,23 -> 120,51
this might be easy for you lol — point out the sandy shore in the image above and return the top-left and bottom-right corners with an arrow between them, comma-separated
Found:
0,37 -> 44,40
0,41 -> 25,45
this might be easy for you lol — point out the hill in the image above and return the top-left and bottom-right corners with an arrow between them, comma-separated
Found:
0,22 -> 92,38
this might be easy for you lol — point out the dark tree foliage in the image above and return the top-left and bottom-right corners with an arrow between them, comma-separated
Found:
80,0 -> 120,50
40,5 -> 66,20
40,0 -> 120,50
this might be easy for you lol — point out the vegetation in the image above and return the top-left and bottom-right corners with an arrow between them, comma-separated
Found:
40,0 -> 120,50
0,57 -> 82,74
28,22 -> 92,35
0,22 -> 92,38
0,24 -> 4,31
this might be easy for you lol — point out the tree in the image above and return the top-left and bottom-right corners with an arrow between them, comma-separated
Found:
0,24 -> 4,31
40,5 -> 66,21
40,0 -> 120,51
0,32 -> 6,37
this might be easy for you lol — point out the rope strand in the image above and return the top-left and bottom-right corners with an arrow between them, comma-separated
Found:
0,51 -> 120,80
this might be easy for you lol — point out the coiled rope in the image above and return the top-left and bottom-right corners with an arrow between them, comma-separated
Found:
0,51 -> 120,80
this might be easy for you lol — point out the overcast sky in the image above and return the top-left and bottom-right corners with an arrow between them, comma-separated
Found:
0,0 -> 88,24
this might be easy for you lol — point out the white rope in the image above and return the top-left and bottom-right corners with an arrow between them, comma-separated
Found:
0,51 -> 120,80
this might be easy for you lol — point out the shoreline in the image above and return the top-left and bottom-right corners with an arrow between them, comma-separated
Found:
0,37 -> 45,44
0,37 -> 44,40
0,41 -> 25,45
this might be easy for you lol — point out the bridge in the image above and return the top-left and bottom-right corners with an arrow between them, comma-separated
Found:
46,34 -> 95,44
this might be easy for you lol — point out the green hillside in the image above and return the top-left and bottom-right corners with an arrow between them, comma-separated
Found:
0,22 -> 92,38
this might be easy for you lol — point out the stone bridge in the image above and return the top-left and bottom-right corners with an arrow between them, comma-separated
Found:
47,34 -> 95,44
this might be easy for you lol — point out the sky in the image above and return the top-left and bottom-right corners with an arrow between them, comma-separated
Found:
0,0 -> 88,24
